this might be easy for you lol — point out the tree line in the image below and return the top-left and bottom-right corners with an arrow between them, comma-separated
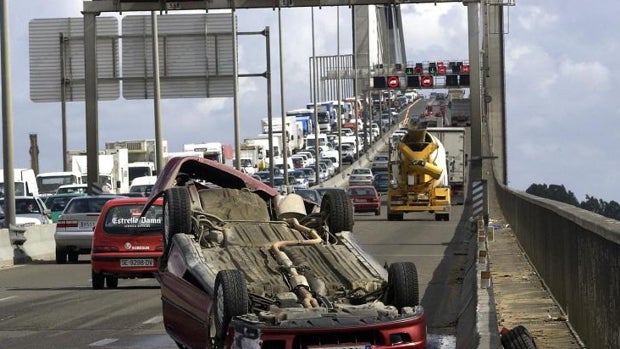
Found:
526,184 -> 620,221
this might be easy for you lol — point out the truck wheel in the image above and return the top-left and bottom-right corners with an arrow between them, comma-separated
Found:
501,325 -> 537,349
435,213 -> 450,221
387,212 -> 403,221
55,246 -> 67,264
163,187 -> 192,248
385,262 -> 419,310
320,190 -> 354,234
92,270 -> 104,289
211,270 -> 249,346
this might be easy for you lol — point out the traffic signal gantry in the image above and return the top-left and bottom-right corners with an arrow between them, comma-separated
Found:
372,61 -> 470,90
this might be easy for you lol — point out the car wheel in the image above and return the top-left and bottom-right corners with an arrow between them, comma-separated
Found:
320,190 -> 354,234
375,207 -> 381,216
212,270 -> 249,347
385,262 -> 419,310
92,270 -> 104,289
106,275 -> 118,289
68,251 -> 79,263
55,246 -> 67,264
163,187 -> 192,248
500,325 -> 537,349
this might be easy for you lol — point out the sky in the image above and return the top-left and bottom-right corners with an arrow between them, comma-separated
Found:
2,0 -> 619,202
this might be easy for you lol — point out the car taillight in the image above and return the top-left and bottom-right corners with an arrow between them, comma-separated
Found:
93,246 -> 119,253
155,245 -> 164,252
371,197 -> 380,202
57,220 -> 78,228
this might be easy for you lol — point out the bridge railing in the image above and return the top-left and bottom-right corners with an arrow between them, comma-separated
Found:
494,181 -> 620,349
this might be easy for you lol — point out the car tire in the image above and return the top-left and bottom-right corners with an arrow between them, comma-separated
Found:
385,262 -> 420,310
55,246 -> 67,264
163,187 -> 192,248
212,269 -> 249,347
375,207 -> 381,216
320,190 -> 354,234
92,270 -> 105,289
68,251 -> 79,263
106,275 -> 118,289
501,325 -> 537,349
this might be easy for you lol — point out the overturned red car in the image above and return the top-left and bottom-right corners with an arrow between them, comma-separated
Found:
144,156 -> 426,348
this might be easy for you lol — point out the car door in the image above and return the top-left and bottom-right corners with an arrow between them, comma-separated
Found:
158,248 -> 212,348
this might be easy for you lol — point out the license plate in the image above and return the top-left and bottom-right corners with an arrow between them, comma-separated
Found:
308,345 -> 372,349
355,199 -> 367,203
120,259 -> 154,267
78,221 -> 96,230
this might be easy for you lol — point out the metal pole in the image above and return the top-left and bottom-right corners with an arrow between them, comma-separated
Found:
1,0 -> 16,227
352,6 -> 359,159
83,12 -> 99,195
59,33 -> 68,171
278,10 -> 288,186
232,10 -> 242,172
265,27 -> 274,186
151,11 -> 164,173
336,7 -> 342,171
312,8 -> 320,186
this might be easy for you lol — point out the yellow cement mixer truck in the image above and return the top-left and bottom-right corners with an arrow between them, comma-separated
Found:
387,128 -> 451,221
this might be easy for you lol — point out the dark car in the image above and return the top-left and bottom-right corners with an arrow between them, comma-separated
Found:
347,185 -> 381,216
91,197 -> 163,289
373,171 -> 390,193
144,156 -> 426,349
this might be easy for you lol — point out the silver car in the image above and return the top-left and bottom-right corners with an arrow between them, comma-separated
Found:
54,195 -> 124,264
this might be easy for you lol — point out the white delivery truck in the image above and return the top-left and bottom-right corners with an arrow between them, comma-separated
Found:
427,127 -> 467,205
0,168 -> 39,197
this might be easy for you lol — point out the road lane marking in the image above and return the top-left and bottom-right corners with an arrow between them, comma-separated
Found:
89,338 -> 118,346
143,315 -> 163,324
0,296 -> 18,302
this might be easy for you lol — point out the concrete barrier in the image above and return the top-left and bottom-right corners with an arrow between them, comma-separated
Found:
496,183 -> 619,349
0,224 -> 56,266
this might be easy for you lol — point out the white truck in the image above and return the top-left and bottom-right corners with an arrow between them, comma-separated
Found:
260,116 -> 305,153
70,148 -> 130,194
427,127 -> 467,205
36,171 -> 82,197
128,162 -> 155,183
183,142 -> 234,166
0,168 -> 39,197
237,144 -> 266,175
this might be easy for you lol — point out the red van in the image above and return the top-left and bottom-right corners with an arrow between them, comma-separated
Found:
90,197 -> 163,289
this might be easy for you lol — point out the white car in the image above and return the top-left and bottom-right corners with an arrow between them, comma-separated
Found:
348,168 -> 374,186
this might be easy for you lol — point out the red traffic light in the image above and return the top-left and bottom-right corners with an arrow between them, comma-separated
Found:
461,64 -> 470,74
421,75 -> 433,88
387,75 -> 400,89
414,63 -> 423,75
